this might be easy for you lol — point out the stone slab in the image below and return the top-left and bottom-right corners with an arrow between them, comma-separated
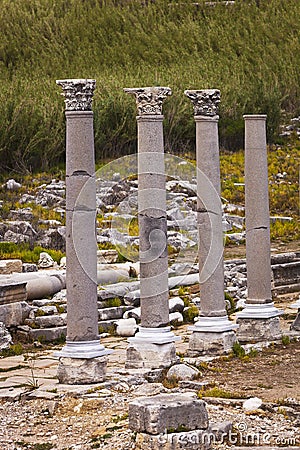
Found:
129,393 -> 209,434
0,387 -> 26,401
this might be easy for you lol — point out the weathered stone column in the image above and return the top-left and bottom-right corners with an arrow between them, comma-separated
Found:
55,79 -> 111,384
237,115 -> 283,342
124,87 -> 180,368
185,89 -> 238,355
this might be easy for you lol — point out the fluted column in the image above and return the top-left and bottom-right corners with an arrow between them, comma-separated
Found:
55,79 -> 111,384
185,89 -> 238,355
124,87 -> 179,369
237,115 -> 283,342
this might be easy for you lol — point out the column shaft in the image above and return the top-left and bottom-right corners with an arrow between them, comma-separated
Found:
237,115 -> 282,342
137,116 -> 169,329
195,116 -> 227,317
124,86 -> 179,368
244,116 -> 272,304
185,89 -> 237,355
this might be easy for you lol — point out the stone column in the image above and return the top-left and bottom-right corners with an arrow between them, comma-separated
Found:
124,86 -> 180,369
55,79 -> 111,384
185,89 -> 238,355
237,115 -> 283,342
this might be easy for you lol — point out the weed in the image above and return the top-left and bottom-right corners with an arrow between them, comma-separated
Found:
281,335 -> 290,346
232,342 -> 246,359
104,297 -> 122,308
167,425 -> 189,433
0,343 -> 24,357
182,305 -> 199,323
162,375 -> 179,389
198,386 -> 243,399
111,413 -> 128,423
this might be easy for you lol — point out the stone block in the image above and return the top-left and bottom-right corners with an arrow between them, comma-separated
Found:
115,318 -> 137,337
57,356 -> 108,384
129,393 -> 209,435
0,281 -> 27,305
237,317 -> 282,343
0,302 -> 31,327
126,341 -> 177,369
188,331 -> 236,356
98,306 -> 132,321
35,314 -> 67,328
0,259 -> 22,274
28,326 -> 67,342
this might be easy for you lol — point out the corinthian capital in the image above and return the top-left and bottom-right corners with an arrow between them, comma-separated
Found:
56,79 -> 96,111
184,89 -> 220,116
124,86 -> 172,115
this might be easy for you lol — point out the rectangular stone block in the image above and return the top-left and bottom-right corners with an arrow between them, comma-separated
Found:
129,393 -> 209,435
0,259 -> 23,274
0,281 -> 27,305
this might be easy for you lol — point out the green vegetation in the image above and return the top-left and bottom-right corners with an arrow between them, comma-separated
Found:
104,297 -> 122,308
182,304 -> 199,323
0,242 -> 64,263
198,385 -> 243,399
0,343 -> 24,357
281,335 -> 290,346
1,0 -> 300,172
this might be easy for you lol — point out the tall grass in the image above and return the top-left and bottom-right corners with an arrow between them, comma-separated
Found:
0,0 -> 300,172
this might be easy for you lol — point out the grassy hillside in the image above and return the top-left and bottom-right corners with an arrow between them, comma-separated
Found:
0,0 -> 300,172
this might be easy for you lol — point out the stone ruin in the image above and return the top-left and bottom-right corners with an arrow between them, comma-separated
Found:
0,80 -> 299,449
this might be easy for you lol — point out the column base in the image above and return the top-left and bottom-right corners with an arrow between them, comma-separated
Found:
57,356 -> 108,384
54,339 -> 113,359
54,340 -> 112,384
236,302 -> 283,319
188,330 -> 237,356
190,316 -> 239,333
236,317 -> 282,343
126,327 -> 180,369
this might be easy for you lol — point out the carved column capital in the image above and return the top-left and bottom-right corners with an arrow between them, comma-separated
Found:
56,79 -> 96,111
124,86 -> 171,115
184,89 -> 220,117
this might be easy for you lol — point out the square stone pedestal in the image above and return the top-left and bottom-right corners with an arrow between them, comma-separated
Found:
126,341 -> 178,369
188,331 -> 237,356
129,393 -> 231,449
57,356 -> 108,384
237,317 -> 282,343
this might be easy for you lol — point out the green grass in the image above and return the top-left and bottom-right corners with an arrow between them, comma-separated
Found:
0,242 -> 64,263
0,0 -> 300,172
